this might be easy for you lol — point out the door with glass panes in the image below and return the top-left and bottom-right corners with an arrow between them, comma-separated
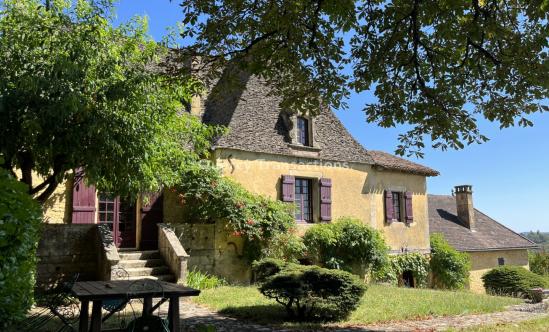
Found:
98,193 -> 136,248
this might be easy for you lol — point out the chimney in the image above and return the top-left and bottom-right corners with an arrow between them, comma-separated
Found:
455,185 -> 475,230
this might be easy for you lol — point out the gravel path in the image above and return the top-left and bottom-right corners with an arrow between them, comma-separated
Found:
161,299 -> 549,332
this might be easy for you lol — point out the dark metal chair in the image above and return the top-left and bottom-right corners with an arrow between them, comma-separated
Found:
102,267 -> 131,327
21,273 -> 80,332
125,279 -> 170,332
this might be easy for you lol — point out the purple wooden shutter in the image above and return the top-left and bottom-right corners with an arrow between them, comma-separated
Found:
319,178 -> 332,222
404,191 -> 413,223
385,190 -> 394,223
281,175 -> 295,202
72,168 -> 96,224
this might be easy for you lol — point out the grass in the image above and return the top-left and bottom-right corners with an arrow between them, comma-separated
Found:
449,315 -> 549,332
193,284 -> 523,327
186,268 -> 227,290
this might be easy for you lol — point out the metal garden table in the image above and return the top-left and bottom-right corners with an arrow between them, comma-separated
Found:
71,280 -> 200,332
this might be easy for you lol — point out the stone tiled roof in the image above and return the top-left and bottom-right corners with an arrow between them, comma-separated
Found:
428,195 -> 537,251
370,151 -> 440,176
200,72 -> 438,176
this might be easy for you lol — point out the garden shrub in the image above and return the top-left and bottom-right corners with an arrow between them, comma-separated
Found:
259,231 -> 306,263
173,163 -> 295,261
430,233 -> 471,289
186,268 -> 226,290
259,265 -> 366,321
482,266 -> 548,299
529,251 -> 549,276
0,169 -> 43,328
390,253 -> 430,287
252,258 -> 289,283
303,217 -> 388,273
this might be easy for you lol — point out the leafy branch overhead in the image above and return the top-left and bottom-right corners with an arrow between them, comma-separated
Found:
181,0 -> 549,156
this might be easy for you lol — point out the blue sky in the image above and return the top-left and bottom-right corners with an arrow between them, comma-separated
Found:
114,0 -> 548,232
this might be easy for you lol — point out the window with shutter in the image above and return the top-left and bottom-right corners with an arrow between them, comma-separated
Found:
72,168 -> 96,224
295,178 -> 312,222
281,175 -> 295,202
319,178 -> 332,222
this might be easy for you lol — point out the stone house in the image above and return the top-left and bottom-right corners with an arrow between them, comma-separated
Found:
36,71 -> 534,292
429,186 -> 538,292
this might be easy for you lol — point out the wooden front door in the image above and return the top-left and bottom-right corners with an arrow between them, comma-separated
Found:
140,192 -> 164,250
98,193 -> 136,248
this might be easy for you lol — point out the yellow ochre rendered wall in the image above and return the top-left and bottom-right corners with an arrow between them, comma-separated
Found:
213,149 -> 430,252
467,249 -> 530,293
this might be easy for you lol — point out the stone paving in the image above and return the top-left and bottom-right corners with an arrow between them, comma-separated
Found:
150,299 -> 549,332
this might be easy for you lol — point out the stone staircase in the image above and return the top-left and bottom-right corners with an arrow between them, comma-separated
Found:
114,250 -> 175,282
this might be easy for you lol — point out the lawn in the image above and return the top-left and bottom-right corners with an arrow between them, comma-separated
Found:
193,284 -> 523,327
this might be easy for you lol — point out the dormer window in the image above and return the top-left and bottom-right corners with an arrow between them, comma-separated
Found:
297,116 -> 310,146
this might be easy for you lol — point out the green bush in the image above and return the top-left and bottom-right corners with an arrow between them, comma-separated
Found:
0,169 -> 43,328
303,217 -> 388,273
173,164 -> 295,261
430,233 -> 471,289
529,251 -> 549,276
185,268 -> 226,290
252,258 -> 288,283
482,266 -> 548,299
259,231 -> 306,263
259,265 -> 366,321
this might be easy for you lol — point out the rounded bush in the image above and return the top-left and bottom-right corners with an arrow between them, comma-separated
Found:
303,217 -> 388,273
482,266 -> 548,299
259,265 -> 366,321
252,258 -> 287,283
0,169 -> 43,328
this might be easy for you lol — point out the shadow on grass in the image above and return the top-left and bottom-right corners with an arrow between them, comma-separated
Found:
216,304 -> 380,331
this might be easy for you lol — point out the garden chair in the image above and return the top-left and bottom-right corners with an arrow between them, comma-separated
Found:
102,267 -> 131,328
21,273 -> 80,332
125,279 -> 170,332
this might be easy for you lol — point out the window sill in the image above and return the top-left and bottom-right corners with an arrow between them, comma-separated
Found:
288,143 -> 322,152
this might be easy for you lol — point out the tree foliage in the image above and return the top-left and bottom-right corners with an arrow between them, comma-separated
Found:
0,168 -> 42,328
181,0 -> 549,156
0,0 -> 221,203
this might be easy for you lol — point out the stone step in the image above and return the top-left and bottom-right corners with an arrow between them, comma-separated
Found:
124,266 -> 171,277
127,274 -> 175,282
117,259 -> 164,269
118,250 -> 161,261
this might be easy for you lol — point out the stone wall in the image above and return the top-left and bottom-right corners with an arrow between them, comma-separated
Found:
467,249 -> 530,293
168,220 -> 250,283
158,223 -> 190,284
36,224 -> 100,288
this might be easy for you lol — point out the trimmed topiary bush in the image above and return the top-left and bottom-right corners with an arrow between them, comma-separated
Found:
0,169 -> 43,328
259,265 -> 366,321
252,258 -> 289,283
303,217 -> 388,273
482,266 -> 548,299
430,233 -> 471,289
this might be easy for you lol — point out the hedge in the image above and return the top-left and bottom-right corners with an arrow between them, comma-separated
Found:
482,266 -> 548,299
0,169 -> 43,328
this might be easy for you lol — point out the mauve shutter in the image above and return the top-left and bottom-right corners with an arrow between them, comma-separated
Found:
281,175 -> 295,202
404,191 -> 413,223
72,168 -> 96,224
385,190 -> 394,223
319,178 -> 332,222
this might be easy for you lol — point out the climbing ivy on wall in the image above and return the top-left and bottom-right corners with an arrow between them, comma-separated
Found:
373,252 -> 430,288
173,162 -> 295,261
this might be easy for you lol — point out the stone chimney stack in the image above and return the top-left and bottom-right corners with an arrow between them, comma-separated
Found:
455,185 -> 475,230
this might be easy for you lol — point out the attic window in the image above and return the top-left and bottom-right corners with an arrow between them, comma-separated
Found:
296,116 -> 311,146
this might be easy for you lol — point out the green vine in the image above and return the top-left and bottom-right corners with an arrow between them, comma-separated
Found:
373,253 -> 430,288
173,162 -> 295,261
